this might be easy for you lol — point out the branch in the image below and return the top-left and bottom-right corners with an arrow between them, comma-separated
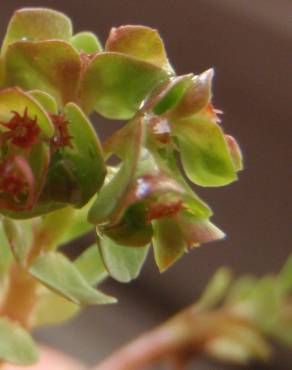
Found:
91,307 -> 249,370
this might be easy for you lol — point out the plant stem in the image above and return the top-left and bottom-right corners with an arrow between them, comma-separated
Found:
91,308 -> 245,370
0,263 -> 37,328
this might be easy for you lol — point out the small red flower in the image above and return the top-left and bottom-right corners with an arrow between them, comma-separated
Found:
0,108 -> 40,149
50,113 -> 73,150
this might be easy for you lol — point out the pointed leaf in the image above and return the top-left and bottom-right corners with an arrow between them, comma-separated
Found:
106,26 -> 173,72
153,211 -> 224,272
0,317 -> 38,365
2,8 -> 72,52
153,216 -> 185,272
33,245 -> 108,327
5,40 -> 81,105
151,75 -> 193,115
173,113 -> 237,187
170,69 -> 214,119
179,212 -> 225,247
98,234 -> 149,282
29,252 -> 116,305
71,31 -> 102,53
80,52 -> 169,118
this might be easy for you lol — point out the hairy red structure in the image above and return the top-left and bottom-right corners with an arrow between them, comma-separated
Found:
50,113 -> 73,150
147,200 -> 183,222
0,108 -> 40,149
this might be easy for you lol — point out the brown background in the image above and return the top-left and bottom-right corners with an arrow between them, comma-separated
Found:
1,0 -> 291,368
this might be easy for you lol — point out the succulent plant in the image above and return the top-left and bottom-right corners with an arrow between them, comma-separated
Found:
0,7 -> 245,366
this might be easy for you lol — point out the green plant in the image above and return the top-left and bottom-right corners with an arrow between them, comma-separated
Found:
0,7 -> 290,369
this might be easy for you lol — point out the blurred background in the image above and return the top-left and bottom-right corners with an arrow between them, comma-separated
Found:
1,0 -> 291,368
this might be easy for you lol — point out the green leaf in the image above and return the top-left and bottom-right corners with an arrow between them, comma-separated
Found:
106,25 -> 173,72
74,245 -> 107,285
173,112 -> 238,187
44,103 -> 106,208
196,267 -> 232,311
5,40 -> 81,105
29,252 -> 116,305
2,8 -> 72,53
103,203 -> 153,247
2,218 -> 33,263
153,212 -> 224,272
178,212 -> 225,247
151,149 -> 212,219
151,75 -> 193,115
64,103 -> 106,204
0,95 -> 51,215
88,162 -> 132,225
98,234 -> 149,282
89,118 -> 144,224
71,31 -> 102,53
0,87 -> 54,137
152,216 -> 185,272
29,90 -> 58,114
33,245 -> 108,327
0,317 -> 38,365
32,288 -> 79,328
80,52 -> 169,118
170,69 -> 214,119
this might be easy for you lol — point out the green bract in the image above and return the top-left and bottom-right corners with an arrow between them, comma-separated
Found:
0,8 -> 245,366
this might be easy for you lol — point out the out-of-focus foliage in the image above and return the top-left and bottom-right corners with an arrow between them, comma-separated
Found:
156,258 -> 292,367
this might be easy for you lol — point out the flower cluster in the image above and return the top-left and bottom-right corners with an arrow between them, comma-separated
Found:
0,8 -> 245,366
0,8 -> 242,272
